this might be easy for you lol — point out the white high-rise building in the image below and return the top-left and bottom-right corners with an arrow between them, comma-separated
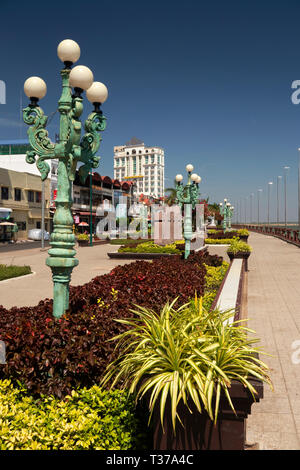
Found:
113,137 -> 165,199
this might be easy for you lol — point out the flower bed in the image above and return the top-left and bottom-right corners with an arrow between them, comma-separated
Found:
0,251 -> 255,450
0,251 -> 223,398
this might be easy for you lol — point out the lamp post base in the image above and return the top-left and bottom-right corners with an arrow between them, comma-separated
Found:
46,257 -> 79,318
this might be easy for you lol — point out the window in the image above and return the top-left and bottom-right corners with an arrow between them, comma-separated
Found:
36,221 -> 41,229
36,191 -> 42,203
16,221 -> 26,231
1,186 -> 9,200
27,190 -> 34,202
14,188 -> 21,201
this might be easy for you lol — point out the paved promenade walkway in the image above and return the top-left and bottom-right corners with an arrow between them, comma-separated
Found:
245,232 -> 300,450
0,243 -> 129,309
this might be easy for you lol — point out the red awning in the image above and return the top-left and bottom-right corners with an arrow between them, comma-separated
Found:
79,212 -> 96,216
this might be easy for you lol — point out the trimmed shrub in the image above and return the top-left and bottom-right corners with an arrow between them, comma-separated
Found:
237,229 -> 250,236
205,231 -> 239,240
203,261 -> 229,310
227,239 -> 252,254
205,238 -> 237,245
0,380 -> 149,450
76,234 -> 89,241
118,241 -> 180,254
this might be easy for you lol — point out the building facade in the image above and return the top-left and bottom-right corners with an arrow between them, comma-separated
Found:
72,170 -> 133,233
0,141 -> 51,240
0,166 -> 51,240
113,137 -> 165,199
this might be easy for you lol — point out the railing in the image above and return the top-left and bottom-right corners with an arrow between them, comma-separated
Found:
232,224 -> 300,246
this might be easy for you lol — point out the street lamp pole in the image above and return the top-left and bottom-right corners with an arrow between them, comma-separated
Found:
175,165 -> 201,259
284,166 -> 290,228
23,39 -> 108,318
250,193 -> 254,224
277,176 -> 282,224
257,189 -> 262,224
268,182 -> 273,225
89,170 -> 93,247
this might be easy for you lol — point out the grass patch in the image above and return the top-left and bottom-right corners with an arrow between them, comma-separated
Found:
0,264 -> 32,281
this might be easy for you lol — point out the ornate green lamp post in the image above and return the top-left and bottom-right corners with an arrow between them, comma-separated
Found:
219,199 -> 234,230
227,204 -> 234,230
23,39 -> 108,319
175,164 -> 201,259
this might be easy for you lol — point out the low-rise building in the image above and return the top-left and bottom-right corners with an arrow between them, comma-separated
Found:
0,140 -> 51,240
72,170 -> 133,232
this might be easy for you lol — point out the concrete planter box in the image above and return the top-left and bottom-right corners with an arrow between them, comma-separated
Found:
146,258 -> 262,450
107,246 -> 207,260
151,375 -> 263,450
228,251 -> 251,271
77,239 -> 108,247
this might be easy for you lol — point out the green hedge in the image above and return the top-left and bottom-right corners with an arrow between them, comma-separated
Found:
0,380 -> 149,450
118,241 -> 181,254
0,264 -> 31,281
203,261 -> 229,310
205,238 -> 238,245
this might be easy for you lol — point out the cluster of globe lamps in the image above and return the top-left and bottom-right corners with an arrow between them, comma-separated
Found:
23,39 -> 108,109
175,164 -> 202,185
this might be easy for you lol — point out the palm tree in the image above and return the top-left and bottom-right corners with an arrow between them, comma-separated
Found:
165,179 -> 178,206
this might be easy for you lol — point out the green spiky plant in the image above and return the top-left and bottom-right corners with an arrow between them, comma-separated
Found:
101,296 -> 273,431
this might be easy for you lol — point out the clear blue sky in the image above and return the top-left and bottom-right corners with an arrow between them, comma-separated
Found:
1,0 -> 300,222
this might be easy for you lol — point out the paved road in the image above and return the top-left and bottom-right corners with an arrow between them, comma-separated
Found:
0,242 -> 130,308
0,241 -> 50,253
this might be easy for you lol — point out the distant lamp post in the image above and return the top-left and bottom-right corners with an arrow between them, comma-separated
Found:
219,199 -> 226,230
284,166 -> 290,228
219,198 -> 232,230
277,176 -> 282,224
250,193 -> 254,224
267,182 -> 273,225
23,39 -> 108,319
175,164 -> 201,259
257,189 -> 263,224
227,204 -> 234,229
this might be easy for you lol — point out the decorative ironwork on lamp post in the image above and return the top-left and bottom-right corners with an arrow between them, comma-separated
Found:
175,164 -> 201,259
23,39 -> 108,319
